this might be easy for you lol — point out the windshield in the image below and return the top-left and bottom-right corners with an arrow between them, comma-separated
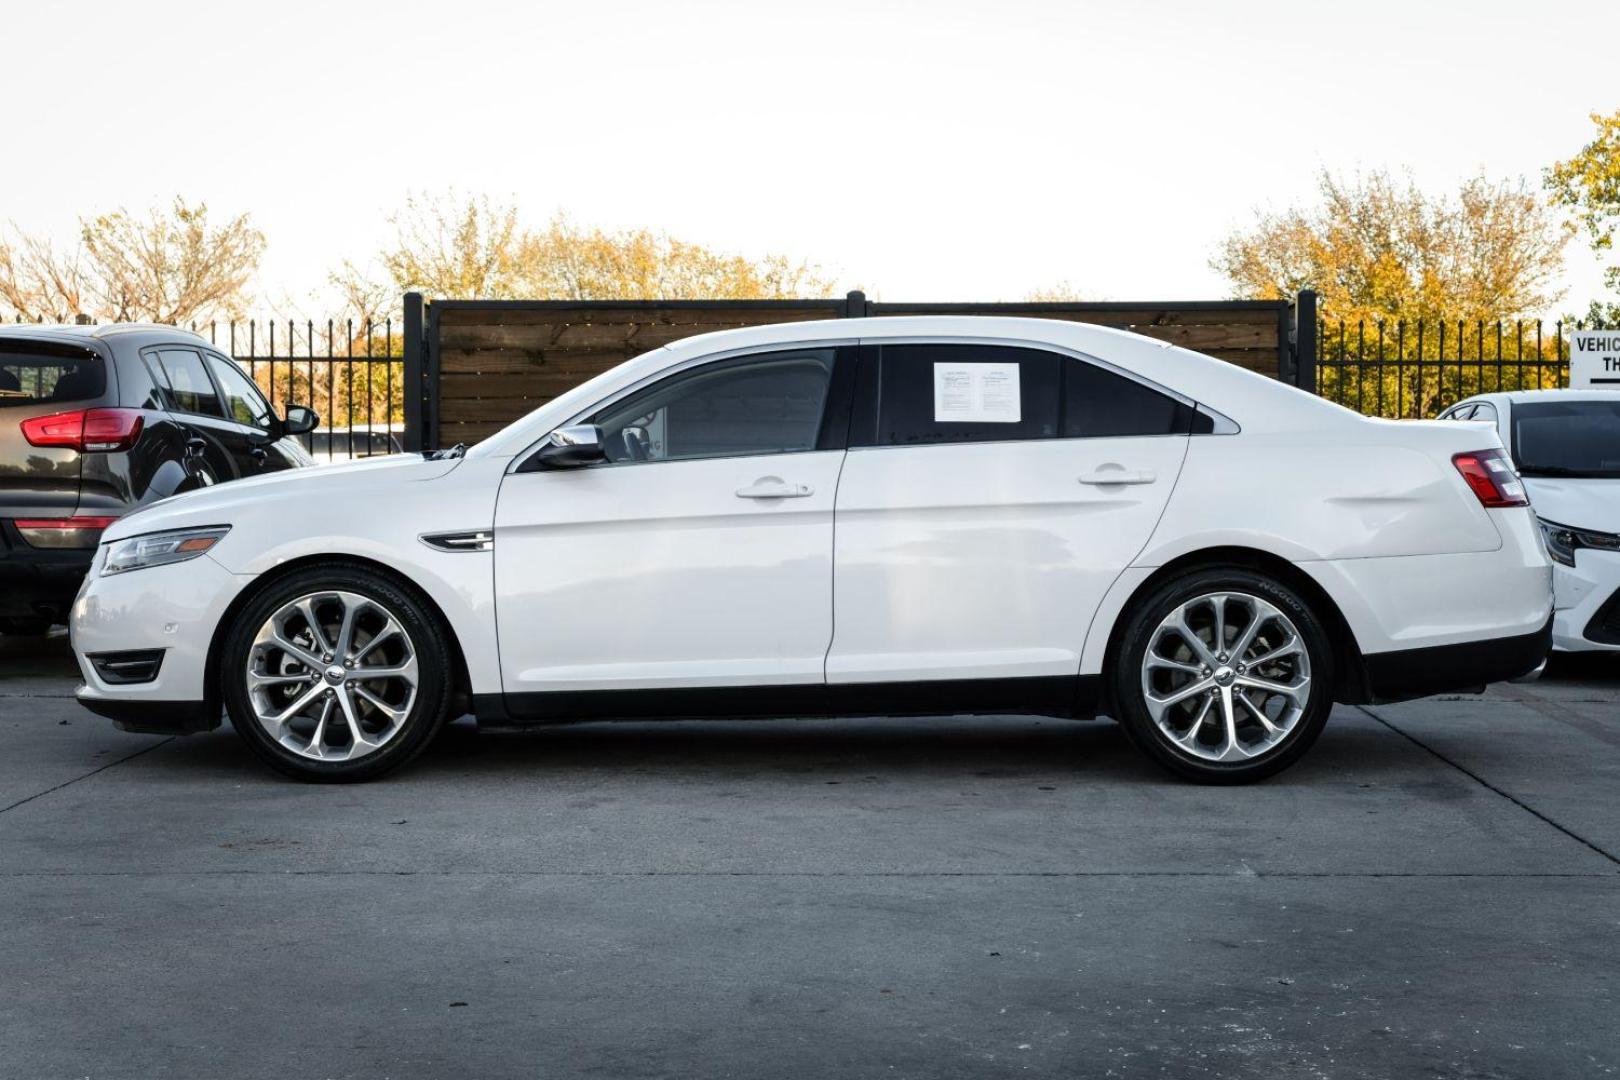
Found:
1513,400 -> 1620,478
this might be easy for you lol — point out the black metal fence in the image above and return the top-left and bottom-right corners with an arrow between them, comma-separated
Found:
218,319 -> 405,462
1312,315 -> 1594,419
10,312 -> 407,462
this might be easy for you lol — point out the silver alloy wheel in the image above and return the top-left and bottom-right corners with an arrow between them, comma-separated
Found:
245,590 -> 419,761
1139,591 -> 1312,763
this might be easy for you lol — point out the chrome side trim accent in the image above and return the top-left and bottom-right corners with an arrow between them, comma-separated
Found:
419,530 -> 494,552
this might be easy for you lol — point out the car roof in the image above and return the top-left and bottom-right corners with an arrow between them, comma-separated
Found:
469,313 -> 1353,460
0,323 -> 209,349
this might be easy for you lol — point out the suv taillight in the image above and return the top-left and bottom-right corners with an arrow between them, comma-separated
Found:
1452,449 -> 1528,508
20,408 -> 144,452
11,517 -> 119,550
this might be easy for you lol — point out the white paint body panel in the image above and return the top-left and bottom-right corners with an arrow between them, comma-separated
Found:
70,315 -> 1555,720
828,437 -> 1187,682
494,450 -> 846,691
71,548 -> 245,706
78,454 -> 506,699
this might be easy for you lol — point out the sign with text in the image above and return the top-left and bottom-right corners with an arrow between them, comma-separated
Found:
933,362 -> 1021,423
1570,330 -> 1620,389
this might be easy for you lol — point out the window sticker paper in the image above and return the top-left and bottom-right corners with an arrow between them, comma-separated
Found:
933,362 -> 1021,423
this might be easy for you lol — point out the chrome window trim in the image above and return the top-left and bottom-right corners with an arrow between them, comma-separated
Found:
504,332 -> 1242,472
861,334 -> 1241,439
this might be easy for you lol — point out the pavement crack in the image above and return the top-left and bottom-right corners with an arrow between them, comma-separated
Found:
0,737 -> 174,816
1357,704 -> 1620,868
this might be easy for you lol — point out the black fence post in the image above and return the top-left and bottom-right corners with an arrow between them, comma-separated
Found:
841,290 -> 871,318
1293,289 -> 1318,392
402,292 -> 425,452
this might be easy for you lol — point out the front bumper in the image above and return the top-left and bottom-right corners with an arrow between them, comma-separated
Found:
1551,549 -> 1620,652
77,695 -> 220,735
72,549 -> 246,733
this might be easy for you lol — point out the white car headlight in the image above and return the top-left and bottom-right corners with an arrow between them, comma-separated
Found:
1538,517 -> 1620,568
102,526 -> 231,576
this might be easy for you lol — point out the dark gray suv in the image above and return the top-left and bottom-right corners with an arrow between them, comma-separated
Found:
0,324 -> 317,634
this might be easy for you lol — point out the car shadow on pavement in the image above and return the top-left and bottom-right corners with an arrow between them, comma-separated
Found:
124,708 -> 1426,790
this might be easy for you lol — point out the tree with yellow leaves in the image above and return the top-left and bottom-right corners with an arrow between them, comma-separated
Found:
0,200 -> 264,324
1212,168 -> 1571,325
1215,169 -> 1575,416
332,191 -> 836,313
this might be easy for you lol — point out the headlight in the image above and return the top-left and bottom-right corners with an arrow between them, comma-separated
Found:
101,526 -> 230,576
1538,518 -> 1620,568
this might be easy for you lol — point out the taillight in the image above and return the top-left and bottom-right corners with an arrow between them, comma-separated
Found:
20,408 -> 144,453
11,516 -> 119,550
1452,449 -> 1528,508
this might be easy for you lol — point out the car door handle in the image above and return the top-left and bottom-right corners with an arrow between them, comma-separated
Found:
1078,467 -> 1156,486
736,478 -> 813,499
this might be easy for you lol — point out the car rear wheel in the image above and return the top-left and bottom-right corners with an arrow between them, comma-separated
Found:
1112,567 -> 1334,784
221,564 -> 453,782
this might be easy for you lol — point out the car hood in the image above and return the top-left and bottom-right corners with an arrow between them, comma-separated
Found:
1523,476 -> 1620,534
104,454 -> 463,542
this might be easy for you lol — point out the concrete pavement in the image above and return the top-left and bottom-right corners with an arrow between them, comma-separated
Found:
2,632 -> 1616,1078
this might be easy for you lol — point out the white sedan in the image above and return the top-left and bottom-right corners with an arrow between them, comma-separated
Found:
71,316 -> 1552,783
1439,390 -> 1620,653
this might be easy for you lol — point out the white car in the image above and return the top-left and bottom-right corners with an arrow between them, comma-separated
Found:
70,317 -> 1552,783
1439,390 -> 1620,653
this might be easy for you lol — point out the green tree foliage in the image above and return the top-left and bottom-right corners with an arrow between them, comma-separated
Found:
1546,109 -> 1620,323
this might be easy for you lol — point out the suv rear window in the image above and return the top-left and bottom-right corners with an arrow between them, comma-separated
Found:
0,341 -> 107,407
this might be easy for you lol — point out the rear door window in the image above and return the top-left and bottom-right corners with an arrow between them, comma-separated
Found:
0,341 -> 106,406
860,343 -> 1191,447
871,344 -> 1061,446
153,349 -> 226,417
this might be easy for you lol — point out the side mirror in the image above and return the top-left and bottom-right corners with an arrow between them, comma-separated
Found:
533,424 -> 608,469
282,405 -> 319,436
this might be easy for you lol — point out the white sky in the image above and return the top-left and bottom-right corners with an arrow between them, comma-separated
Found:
4,0 -> 1617,313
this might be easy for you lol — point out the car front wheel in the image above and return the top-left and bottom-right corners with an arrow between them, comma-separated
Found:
1113,567 -> 1334,784
221,564 -> 453,782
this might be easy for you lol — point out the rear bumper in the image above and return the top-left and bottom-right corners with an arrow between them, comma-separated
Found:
1360,616 -> 1553,703
1301,506 -> 1553,656
0,535 -> 93,620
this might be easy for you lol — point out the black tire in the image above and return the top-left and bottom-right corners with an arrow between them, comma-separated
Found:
0,617 -> 53,636
221,563 -> 453,782
1111,567 -> 1334,784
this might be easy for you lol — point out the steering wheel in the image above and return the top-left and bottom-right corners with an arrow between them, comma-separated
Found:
619,426 -> 651,462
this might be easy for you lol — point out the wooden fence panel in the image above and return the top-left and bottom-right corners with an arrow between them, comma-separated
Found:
427,297 -> 1292,448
